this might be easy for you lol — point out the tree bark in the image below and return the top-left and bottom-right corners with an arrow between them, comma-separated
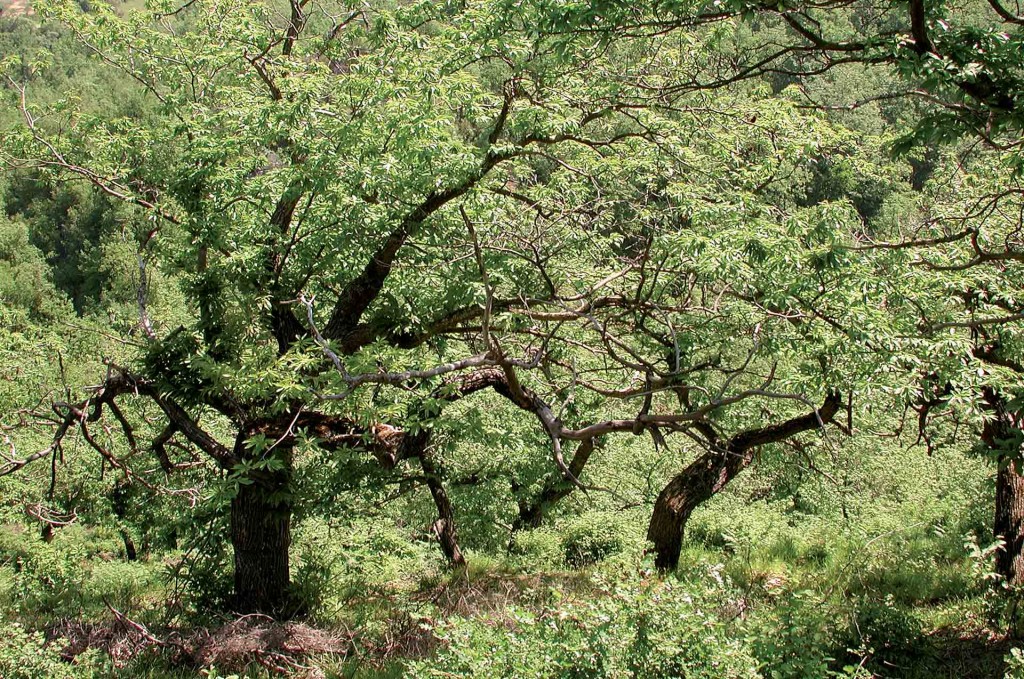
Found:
647,392 -> 842,571
995,458 -> 1024,585
983,389 -> 1024,585
419,450 -> 466,567
228,429 -> 294,615
400,427 -> 466,567
120,530 -> 138,561
647,446 -> 755,570
230,473 -> 292,613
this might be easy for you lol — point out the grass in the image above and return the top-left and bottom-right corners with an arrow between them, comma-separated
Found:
0,445 -> 1013,677
0,532 -> 1015,677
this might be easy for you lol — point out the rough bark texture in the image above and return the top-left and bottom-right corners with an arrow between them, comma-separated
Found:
995,458 -> 1024,586
230,474 -> 292,613
647,392 -> 842,571
229,430 -> 293,614
647,446 -> 756,570
983,389 -> 1024,585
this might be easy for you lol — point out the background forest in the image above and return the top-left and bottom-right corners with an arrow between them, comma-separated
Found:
1,0 -> 1023,676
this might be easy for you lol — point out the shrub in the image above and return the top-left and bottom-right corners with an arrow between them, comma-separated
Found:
560,511 -> 632,569
1005,648 -> 1024,679
0,623 -> 106,679
508,526 -> 563,570
847,595 -> 924,671
290,541 -> 335,618
747,591 -> 838,679
1,527 -> 88,617
411,571 -> 762,678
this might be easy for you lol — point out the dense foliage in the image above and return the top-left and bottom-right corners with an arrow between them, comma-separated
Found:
0,0 -> 1023,676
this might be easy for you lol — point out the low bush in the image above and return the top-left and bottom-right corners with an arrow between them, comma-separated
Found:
560,511 -> 634,569
0,623 -> 107,679
411,570 -> 762,678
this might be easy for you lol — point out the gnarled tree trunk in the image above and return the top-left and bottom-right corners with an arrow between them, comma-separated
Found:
419,451 -> 466,567
647,392 -> 842,571
647,446 -> 754,570
995,458 -> 1024,586
399,428 -> 466,567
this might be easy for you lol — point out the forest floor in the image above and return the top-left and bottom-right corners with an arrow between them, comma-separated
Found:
0,445 -> 1015,677
10,552 -> 1016,678
33,582 -> 1015,679
0,0 -> 32,16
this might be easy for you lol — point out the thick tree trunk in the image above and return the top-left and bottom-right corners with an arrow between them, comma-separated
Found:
983,390 -> 1024,586
516,500 -> 546,531
228,427 -> 294,615
230,473 -> 292,613
647,393 -> 842,571
647,447 -> 753,570
995,458 -> 1024,586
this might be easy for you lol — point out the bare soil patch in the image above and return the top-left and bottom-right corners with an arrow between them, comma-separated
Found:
51,613 -> 353,676
194,616 -> 352,675
1,0 -> 33,16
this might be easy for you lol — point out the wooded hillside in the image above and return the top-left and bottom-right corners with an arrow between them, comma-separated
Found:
1,0 -> 1023,676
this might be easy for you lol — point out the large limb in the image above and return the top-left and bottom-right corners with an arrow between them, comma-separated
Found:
322,153 -> 507,345
391,369 -> 517,565
646,391 -> 843,571
317,358 -> 831,539
266,186 -> 308,354
401,429 -> 466,567
1,365 -> 236,477
320,83 -> 525,344
319,104 -> 629,349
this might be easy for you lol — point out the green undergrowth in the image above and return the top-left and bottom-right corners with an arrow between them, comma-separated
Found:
0,520 -> 1012,678
0,445 -> 1016,678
